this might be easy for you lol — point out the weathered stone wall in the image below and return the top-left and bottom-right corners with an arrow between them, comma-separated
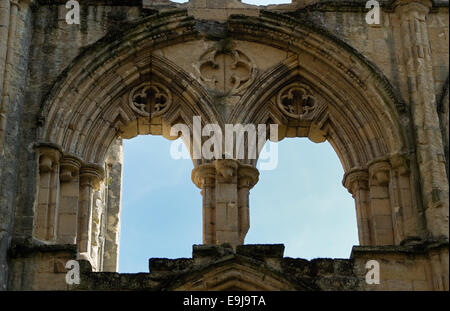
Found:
0,0 -> 448,291
0,0 -> 34,290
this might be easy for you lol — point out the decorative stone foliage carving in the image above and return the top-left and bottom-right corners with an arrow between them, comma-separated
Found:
198,42 -> 256,95
277,83 -> 316,119
128,82 -> 172,117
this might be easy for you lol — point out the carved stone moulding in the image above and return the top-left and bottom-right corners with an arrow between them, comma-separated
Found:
128,82 -> 172,117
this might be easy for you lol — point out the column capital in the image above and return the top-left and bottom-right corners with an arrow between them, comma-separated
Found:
390,153 -> 410,176
192,163 -> 215,189
368,160 -> 391,186
37,144 -> 62,173
80,164 -> 105,190
60,154 -> 83,182
238,164 -> 259,189
214,159 -> 239,183
343,169 -> 369,195
393,0 -> 432,20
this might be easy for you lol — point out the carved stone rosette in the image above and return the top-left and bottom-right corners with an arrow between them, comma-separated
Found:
128,82 -> 172,117
277,83 -> 316,119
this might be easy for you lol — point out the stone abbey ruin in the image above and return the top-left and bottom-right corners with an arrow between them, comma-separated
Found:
0,0 -> 448,290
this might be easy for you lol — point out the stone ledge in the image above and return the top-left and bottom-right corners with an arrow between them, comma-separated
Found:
8,239 -> 77,258
236,244 -> 285,260
149,258 -> 193,273
350,239 -> 449,258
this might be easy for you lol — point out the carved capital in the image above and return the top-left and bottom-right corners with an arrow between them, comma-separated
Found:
214,159 -> 239,183
343,169 -> 369,196
238,164 -> 259,189
390,153 -> 410,176
394,0 -> 432,20
192,163 -> 216,189
369,160 -> 391,186
60,154 -> 82,182
37,145 -> 62,173
79,164 -> 105,190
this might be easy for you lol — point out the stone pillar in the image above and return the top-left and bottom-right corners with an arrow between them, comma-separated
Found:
78,164 -> 104,262
91,185 -> 105,271
192,159 -> 259,248
214,160 -> 240,247
368,160 -> 394,245
237,165 -> 259,245
394,0 -> 449,239
57,155 -> 82,244
192,163 -> 216,245
102,138 -> 123,272
343,169 -> 371,246
0,0 -> 19,155
35,145 -> 61,242
389,154 -> 424,244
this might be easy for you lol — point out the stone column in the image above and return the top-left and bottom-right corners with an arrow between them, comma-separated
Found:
343,169 -> 371,246
394,0 -> 449,239
35,145 -> 61,242
192,159 -> 259,248
78,164 -> 104,262
389,154 -> 424,244
102,138 -> 123,272
237,164 -> 259,245
192,163 -> 216,245
0,0 -> 19,155
214,160 -> 240,247
57,154 -> 82,244
91,185 -> 105,271
368,160 -> 394,245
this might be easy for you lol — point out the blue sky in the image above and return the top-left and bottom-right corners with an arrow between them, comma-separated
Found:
118,135 -> 358,273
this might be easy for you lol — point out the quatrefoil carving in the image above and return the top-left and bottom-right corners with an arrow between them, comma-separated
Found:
277,83 -> 316,119
128,82 -> 172,117
198,43 -> 256,96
